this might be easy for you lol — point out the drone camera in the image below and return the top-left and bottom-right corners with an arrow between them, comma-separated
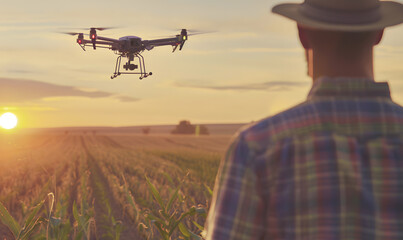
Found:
129,64 -> 137,71
123,63 -> 138,71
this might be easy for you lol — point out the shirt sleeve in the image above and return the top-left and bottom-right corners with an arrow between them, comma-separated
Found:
204,132 -> 266,240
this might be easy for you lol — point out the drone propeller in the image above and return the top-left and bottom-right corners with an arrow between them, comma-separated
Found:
153,28 -> 213,38
172,28 -> 214,35
81,27 -> 117,31
188,31 -> 214,36
95,27 -> 115,31
60,32 -> 90,37
61,32 -> 81,36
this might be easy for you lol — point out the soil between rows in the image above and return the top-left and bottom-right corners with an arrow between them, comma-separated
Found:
81,136 -> 140,239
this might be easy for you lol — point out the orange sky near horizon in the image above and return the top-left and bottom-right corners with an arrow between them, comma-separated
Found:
1,0 -> 403,129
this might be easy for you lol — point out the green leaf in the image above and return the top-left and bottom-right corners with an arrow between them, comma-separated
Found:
19,199 -> 45,239
0,201 -> 20,237
153,221 -> 169,240
145,213 -> 167,227
204,184 -> 213,196
72,202 -> 80,225
168,207 -> 196,236
178,222 -> 190,238
73,202 -> 88,237
159,209 -> 170,219
145,176 -> 165,210
124,185 -> 140,222
19,217 -> 45,240
192,221 -> 204,232
114,221 -> 123,240
168,210 -> 177,226
166,187 -> 179,213
189,230 -> 204,240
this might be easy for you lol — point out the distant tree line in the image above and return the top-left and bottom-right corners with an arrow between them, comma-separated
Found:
171,120 -> 209,135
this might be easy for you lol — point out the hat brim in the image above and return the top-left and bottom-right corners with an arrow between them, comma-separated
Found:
272,1 -> 403,31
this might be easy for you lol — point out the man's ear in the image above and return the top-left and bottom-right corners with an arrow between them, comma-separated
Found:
374,29 -> 384,46
297,25 -> 310,50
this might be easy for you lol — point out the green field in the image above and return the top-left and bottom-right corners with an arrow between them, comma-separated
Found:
0,133 -> 232,239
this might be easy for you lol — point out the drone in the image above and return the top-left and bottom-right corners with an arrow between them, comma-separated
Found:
65,27 -> 190,79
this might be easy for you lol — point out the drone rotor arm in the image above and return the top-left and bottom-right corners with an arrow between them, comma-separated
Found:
146,37 -> 179,47
92,45 -> 111,49
91,40 -> 115,46
79,39 -> 92,44
78,40 -> 114,46
76,39 -> 113,51
145,35 -> 186,52
96,36 -> 120,43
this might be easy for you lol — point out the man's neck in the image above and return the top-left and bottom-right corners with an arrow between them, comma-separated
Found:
311,47 -> 375,82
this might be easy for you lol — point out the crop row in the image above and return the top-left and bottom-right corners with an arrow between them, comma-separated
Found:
0,134 -> 228,239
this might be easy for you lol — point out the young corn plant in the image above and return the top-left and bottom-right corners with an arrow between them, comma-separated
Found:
101,202 -> 123,240
121,176 -> 152,239
0,195 -> 47,240
45,194 -> 72,240
72,201 -> 95,240
140,175 -> 207,240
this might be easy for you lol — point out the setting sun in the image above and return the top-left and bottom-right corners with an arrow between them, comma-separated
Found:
0,112 -> 18,129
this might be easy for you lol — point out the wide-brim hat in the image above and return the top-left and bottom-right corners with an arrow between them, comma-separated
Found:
272,0 -> 403,31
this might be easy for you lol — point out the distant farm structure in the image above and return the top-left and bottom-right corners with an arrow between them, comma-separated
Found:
142,127 -> 151,135
171,120 -> 209,135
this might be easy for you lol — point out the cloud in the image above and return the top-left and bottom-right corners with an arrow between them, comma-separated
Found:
114,96 -> 139,102
5,69 -> 40,74
0,78 -> 139,103
174,80 -> 308,92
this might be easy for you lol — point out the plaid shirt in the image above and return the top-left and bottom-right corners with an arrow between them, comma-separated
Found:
205,77 -> 403,240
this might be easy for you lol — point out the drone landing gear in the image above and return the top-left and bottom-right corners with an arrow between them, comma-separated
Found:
111,54 -> 152,80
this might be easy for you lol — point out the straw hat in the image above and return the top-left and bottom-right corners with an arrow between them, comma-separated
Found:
272,0 -> 403,31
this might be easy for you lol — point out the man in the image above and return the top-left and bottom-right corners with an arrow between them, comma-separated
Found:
205,0 -> 403,239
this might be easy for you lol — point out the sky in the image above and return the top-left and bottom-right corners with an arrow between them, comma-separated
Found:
1,0 -> 403,129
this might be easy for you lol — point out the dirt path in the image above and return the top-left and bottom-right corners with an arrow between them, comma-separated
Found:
80,136 -> 140,239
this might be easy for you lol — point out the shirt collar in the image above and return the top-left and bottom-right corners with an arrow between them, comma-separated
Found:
307,77 -> 391,100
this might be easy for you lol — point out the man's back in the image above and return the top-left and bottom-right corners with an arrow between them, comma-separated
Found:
205,78 -> 403,239
204,0 -> 403,239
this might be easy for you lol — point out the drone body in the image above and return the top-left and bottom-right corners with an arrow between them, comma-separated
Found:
68,28 -> 188,79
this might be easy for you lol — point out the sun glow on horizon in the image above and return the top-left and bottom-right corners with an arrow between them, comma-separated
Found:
0,112 -> 18,130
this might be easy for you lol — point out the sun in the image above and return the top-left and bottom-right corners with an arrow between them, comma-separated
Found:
0,112 -> 18,130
